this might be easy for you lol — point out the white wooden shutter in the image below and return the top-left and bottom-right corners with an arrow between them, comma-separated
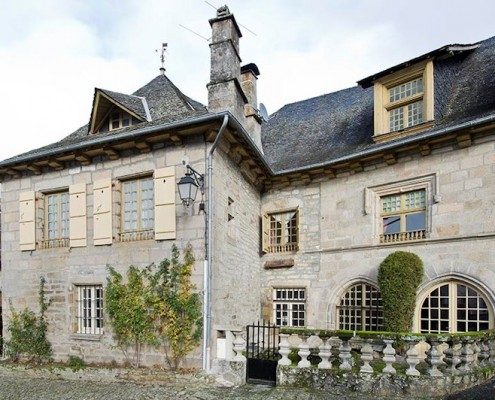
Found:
93,178 -> 113,245
19,191 -> 36,251
154,166 -> 176,241
70,183 -> 87,247
262,213 -> 270,253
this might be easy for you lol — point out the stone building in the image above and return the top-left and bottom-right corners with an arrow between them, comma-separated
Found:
0,6 -> 494,370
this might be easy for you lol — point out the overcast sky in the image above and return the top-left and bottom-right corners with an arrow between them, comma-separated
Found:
1,0 -> 494,161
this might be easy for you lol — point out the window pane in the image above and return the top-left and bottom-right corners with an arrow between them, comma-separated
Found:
405,212 -> 426,232
389,107 -> 404,132
383,216 -> 400,234
382,194 -> 401,213
273,288 -> 305,327
404,190 -> 426,209
338,283 -> 383,331
389,77 -> 423,103
408,100 -> 424,127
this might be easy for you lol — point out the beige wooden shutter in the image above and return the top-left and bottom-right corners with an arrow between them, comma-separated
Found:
154,166 -> 176,240
93,178 -> 113,245
262,213 -> 270,253
69,183 -> 87,247
19,191 -> 36,251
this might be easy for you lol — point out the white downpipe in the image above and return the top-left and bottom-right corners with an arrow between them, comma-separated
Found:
202,114 -> 229,372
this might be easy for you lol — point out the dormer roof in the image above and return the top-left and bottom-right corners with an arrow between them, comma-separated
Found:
89,89 -> 151,133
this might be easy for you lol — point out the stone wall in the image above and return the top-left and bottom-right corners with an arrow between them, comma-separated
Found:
260,133 -> 495,330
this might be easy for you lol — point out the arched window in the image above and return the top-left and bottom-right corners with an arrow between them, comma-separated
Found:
337,283 -> 383,331
419,281 -> 493,333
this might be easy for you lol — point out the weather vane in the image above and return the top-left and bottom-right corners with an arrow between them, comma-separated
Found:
155,43 -> 168,75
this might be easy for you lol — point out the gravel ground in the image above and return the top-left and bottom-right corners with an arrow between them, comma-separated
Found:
0,369 -> 493,400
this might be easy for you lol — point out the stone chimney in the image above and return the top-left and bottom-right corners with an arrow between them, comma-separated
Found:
207,6 -> 262,150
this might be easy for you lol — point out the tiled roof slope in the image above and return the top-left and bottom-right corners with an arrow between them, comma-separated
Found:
2,75 -> 207,164
262,36 -> 495,173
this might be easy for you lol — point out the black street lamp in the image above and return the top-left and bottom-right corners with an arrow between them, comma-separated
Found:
177,165 -> 204,208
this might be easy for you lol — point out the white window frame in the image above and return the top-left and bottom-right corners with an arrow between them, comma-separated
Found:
273,288 -> 306,327
266,209 -> 299,253
76,285 -> 104,335
416,281 -> 494,334
43,190 -> 70,248
109,109 -> 132,131
337,282 -> 383,331
120,176 -> 155,242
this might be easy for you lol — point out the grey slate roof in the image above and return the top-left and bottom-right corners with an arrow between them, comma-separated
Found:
1,74 -> 208,165
2,36 -> 495,175
262,35 -> 495,173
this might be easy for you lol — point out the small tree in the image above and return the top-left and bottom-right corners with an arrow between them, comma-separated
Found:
153,244 -> 202,370
5,277 -> 52,363
378,251 -> 424,332
105,266 -> 157,368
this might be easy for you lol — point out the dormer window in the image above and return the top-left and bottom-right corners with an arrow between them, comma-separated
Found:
372,61 -> 434,142
109,110 -> 132,131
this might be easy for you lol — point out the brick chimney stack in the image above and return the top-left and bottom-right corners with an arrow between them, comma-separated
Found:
207,6 -> 262,150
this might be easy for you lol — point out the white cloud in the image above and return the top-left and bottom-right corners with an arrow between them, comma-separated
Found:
0,0 -> 494,161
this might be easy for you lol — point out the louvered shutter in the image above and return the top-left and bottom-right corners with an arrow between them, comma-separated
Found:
69,183 -> 87,247
262,213 -> 270,253
154,166 -> 176,240
93,179 -> 113,245
19,191 -> 36,251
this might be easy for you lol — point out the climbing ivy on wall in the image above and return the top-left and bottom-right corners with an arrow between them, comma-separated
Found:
5,277 -> 53,363
105,244 -> 202,369
378,251 -> 424,332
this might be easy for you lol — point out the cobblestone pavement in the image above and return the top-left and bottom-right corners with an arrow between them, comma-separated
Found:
0,370 -> 493,400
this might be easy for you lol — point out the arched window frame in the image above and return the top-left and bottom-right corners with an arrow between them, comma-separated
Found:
415,279 -> 494,333
336,281 -> 384,331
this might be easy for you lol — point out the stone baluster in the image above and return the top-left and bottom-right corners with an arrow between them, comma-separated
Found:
443,339 -> 461,375
297,337 -> 311,368
472,339 -> 481,367
382,339 -> 396,374
479,339 -> 491,366
318,338 -> 333,369
426,339 -> 444,377
489,338 -> 495,365
458,339 -> 475,374
405,338 -> 421,376
339,339 -> 352,371
360,339 -> 374,374
278,333 -> 292,366
232,330 -> 246,361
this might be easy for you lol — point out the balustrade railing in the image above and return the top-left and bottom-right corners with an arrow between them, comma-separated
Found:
276,329 -> 495,377
380,229 -> 426,243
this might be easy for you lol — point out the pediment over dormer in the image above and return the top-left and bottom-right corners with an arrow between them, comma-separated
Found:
89,88 -> 152,134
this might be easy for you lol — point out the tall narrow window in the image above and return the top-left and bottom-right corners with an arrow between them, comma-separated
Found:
419,281 -> 492,333
273,288 -> 305,327
76,285 -> 104,335
120,177 -> 154,241
266,210 -> 298,253
380,189 -> 426,243
338,283 -> 383,331
43,191 -> 69,248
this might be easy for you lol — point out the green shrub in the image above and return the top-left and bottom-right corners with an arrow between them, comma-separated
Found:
67,355 -> 86,371
5,277 -> 52,363
378,251 -> 424,332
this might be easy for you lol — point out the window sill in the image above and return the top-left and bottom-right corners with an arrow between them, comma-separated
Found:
373,121 -> 434,143
70,333 -> 103,342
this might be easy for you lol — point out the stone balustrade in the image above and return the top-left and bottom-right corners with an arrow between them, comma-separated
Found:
277,329 -> 495,377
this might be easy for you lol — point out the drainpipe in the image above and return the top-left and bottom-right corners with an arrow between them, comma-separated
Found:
203,114 -> 229,371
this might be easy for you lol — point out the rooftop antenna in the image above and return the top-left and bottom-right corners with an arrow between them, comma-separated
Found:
155,43 -> 168,75
178,24 -> 211,42
203,1 -> 257,36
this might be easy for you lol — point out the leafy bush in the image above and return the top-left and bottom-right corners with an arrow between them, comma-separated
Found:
5,277 -> 52,363
378,251 -> 424,332
67,355 -> 86,371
